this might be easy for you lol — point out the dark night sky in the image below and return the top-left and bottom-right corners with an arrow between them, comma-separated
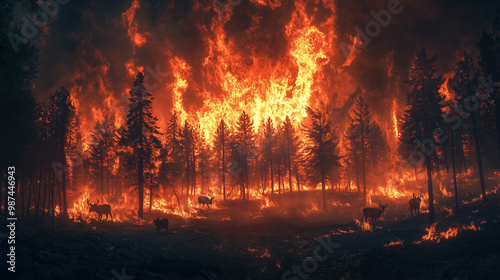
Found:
30,0 -> 499,110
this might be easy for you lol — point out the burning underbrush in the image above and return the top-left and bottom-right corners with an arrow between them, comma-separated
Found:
414,222 -> 481,244
60,165 -> 499,234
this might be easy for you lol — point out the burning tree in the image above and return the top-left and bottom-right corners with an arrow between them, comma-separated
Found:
303,105 -> 340,211
399,46 -> 444,224
120,72 -> 161,219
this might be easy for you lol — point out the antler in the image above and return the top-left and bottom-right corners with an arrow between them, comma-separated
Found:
96,199 -> 99,205
87,199 -> 91,205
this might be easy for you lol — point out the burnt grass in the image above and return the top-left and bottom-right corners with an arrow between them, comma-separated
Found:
1,190 -> 499,280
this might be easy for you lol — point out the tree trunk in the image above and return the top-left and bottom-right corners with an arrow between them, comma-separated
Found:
61,143 -> 68,219
361,133 -> 367,204
27,174 -> 33,218
138,109 -> 144,219
138,158 -> 144,219
149,176 -> 153,213
354,151 -> 360,192
41,164 -> 48,225
222,142 -> 226,201
277,161 -> 281,195
270,156 -> 274,194
288,153 -> 293,193
471,113 -> 487,203
295,165 -> 300,192
451,128 -> 459,213
457,132 -> 467,172
51,174 -> 55,226
100,153 -> 104,200
426,157 -> 435,224
321,172 -> 327,211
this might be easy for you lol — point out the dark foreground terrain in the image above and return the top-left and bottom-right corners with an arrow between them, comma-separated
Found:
1,191 -> 499,280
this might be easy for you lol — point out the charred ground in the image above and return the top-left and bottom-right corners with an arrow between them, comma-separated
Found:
3,190 -> 499,280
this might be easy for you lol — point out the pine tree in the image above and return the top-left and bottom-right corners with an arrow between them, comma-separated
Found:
303,105 -> 340,211
399,47 -> 444,224
235,111 -> 256,199
197,131 -> 212,195
345,121 -> 361,192
214,119 -> 231,200
87,115 -> 117,199
282,116 -> 300,192
478,4 -> 500,152
120,72 -> 161,219
449,53 -> 487,203
179,121 -> 194,195
346,97 -> 371,203
262,117 -> 275,193
50,86 -> 76,218
367,121 -> 390,171
160,112 -> 183,189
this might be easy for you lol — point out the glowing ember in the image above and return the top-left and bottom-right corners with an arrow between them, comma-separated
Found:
355,219 -> 373,232
384,239 -> 404,247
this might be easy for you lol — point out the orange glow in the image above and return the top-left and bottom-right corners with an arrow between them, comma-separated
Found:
439,73 -> 454,102
392,98 -> 399,139
167,0 -> 355,144
384,239 -> 404,246
57,0 -> 472,223
121,0 -> 148,47
419,222 -> 481,243
355,219 -> 373,232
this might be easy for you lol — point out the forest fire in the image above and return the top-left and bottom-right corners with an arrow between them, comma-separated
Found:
3,0 -> 500,279
417,222 -> 481,243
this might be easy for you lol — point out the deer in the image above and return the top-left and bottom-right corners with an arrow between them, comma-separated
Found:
361,203 -> 388,223
154,218 -> 169,236
195,194 -> 215,209
87,199 -> 113,221
409,193 -> 422,215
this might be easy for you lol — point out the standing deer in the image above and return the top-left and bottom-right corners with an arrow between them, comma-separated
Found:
87,199 -> 113,221
196,195 -> 215,209
409,193 -> 422,215
154,218 -> 169,236
361,203 -> 388,222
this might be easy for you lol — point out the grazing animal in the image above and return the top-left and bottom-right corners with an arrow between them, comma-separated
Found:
409,193 -> 422,215
362,203 -> 388,222
196,195 -> 215,209
87,199 -> 113,221
154,218 -> 169,236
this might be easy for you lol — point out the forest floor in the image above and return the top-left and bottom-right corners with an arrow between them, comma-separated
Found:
1,189 -> 500,280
